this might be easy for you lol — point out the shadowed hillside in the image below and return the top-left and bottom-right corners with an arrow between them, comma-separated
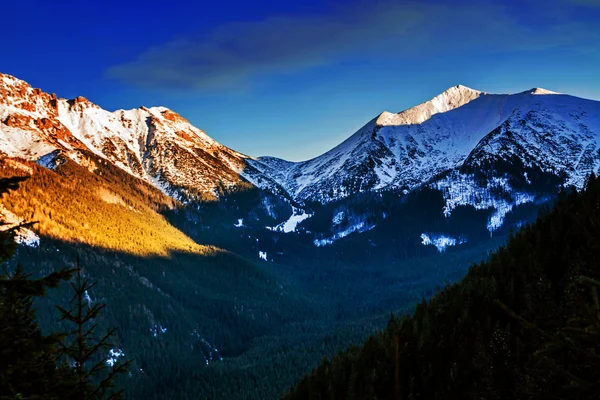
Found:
284,175 -> 600,400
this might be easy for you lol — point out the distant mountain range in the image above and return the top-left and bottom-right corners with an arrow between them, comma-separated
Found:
2,72 -> 599,242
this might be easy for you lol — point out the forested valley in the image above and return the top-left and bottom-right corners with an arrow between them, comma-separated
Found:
0,158 -> 513,399
285,174 -> 600,399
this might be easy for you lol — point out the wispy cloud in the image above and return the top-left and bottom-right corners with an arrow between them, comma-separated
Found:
105,0 -> 597,91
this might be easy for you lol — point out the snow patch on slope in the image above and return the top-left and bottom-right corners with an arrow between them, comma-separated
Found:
432,172 -> 536,234
191,330 -> 223,365
150,325 -> 167,337
266,207 -> 312,233
332,211 -> 345,225
106,349 -> 124,367
421,233 -> 466,252
15,231 -> 40,247
0,205 -> 40,247
314,221 -> 376,247
36,150 -> 65,170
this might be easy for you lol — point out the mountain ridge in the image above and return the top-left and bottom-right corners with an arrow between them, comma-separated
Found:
2,71 -> 599,229
0,72 -> 290,201
251,86 -> 600,204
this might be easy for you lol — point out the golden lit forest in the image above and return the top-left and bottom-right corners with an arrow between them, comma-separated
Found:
0,153 -> 216,256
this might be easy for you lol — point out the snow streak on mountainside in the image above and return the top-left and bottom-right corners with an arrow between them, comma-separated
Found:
420,233 -> 465,253
0,73 -> 282,200
313,220 -> 376,247
432,172 -> 537,234
266,206 -> 312,233
249,86 -> 600,203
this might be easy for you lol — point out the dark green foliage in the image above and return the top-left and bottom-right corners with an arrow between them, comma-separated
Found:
530,276 -> 600,399
57,264 -> 130,400
11,215 -> 502,400
0,265 -> 74,400
283,174 -> 600,400
496,276 -> 600,399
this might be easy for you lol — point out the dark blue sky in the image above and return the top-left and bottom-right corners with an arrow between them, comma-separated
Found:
2,0 -> 599,160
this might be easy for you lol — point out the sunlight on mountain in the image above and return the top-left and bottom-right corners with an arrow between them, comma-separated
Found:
0,157 -> 215,257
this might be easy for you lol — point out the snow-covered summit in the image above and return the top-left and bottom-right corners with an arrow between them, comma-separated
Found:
0,72 -> 283,200
526,87 -> 560,95
249,86 -> 600,203
376,85 -> 485,127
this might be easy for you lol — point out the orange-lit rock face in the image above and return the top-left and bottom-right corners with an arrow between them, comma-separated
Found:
161,109 -> 188,124
34,118 -> 79,145
175,130 -> 195,142
4,114 -> 34,128
35,117 -> 54,130
0,73 -> 59,116
67,95 -> 99,113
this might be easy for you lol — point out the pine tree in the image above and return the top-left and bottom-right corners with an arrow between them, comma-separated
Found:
0,265 -> 75,399
530,276 -> 600,399
57,263 -> 130,400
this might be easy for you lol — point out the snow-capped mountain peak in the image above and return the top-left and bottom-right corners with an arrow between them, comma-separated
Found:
526,87 -> 560,95
249,85 -> 600,204
376,85 -> 485,127
0,72 -> 283,200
